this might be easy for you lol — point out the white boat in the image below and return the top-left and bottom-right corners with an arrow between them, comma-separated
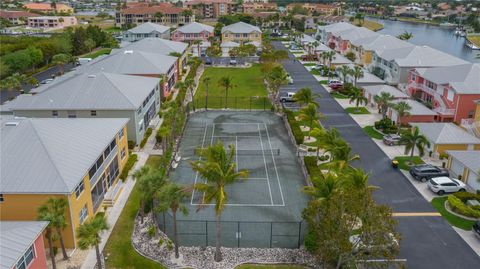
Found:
465,41 -> 480,50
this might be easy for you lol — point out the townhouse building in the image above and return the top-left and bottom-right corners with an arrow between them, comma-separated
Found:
0,10 -> 39,25
1,221 -> 49,269
23,3 -> 74,14
447,150 -> 480,191
326,26 -> 379,55
221,21 -> 262,45
9,72 -> 160,145
407,63 -> 480,124
316,22 -> 357,44
387,99 -> 437,125
286,3 -> 341,15
115,3 -> 195,28
0,117 -> 129,248
362,84 -> 409,108
184,0 -> 235,19
123,22 -> 170,42
242,2 -> 278,14
350,35 -> 413,66
171,22 -> 214,55
27,16 -> 77,29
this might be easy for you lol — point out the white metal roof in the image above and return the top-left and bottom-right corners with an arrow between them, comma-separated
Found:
127,22 -> 169,34
362,84 -> 409,98
446,150 -> 480,173
221,21 -> 261,34
411,122 -> 480,144
175,22 -> 214,34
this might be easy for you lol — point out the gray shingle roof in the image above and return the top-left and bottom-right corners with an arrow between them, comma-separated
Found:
175,22 -> 214,34
10,72 -> 159,110
221,21 -> 261,34
79,50 -> 177,75
390,46 -> 468,67
411,122 -> 480,144
321,22 -> 356,33
127,22 -> 170,34
363,84 -> 409,98
0,221 -> 49,269
414,64 -> 480,94
391,99 -> 437,115
331,53 -> 352,65
116,37 -> 188,55
446,150 -> 480,174
361,35 -> 413,52
335,27 -> 379,42
0,118 -> 128,193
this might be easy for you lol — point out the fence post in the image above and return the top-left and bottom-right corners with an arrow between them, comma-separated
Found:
237,222 -> 240,247
297,221 -> 302,248
205,221 -> 208,247
263,97 -> 266,111
270,222 -> 273,248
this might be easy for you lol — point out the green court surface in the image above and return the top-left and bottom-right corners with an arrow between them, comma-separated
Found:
161,111 -> 309,248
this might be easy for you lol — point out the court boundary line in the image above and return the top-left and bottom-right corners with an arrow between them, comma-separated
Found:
190,123 -> 208,205
258,123 -> 274,205
264,123 -> 285,206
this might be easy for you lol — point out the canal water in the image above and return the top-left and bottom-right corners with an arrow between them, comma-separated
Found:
369,18 -> 479,63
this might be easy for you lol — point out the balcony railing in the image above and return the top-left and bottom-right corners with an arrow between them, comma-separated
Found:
89,145 -> 117,188
433,107 -> 455,115
408,82 -> 452,111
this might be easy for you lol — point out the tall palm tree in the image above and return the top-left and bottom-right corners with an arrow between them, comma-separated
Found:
351,66 -> 364,87
203,76 -> 211,110
392,101 -> 411,128
156,181 -> 191,258
266,65 -> 288,102
38,198 -> 69,261
293,87 -> 321,107
218,76 -> 235,109
348,87 -> 368,111
322,51 -> 336,80
157,126 -> 170,154
400,126 -> 431,158
397,31 -> 413,40
193,40 -> 202,57
52,53 -> 71,75
338,65 -> 352,83
373,92 -> 394,119
325,143 -> 360,172
303,172 -> 342,205
184,78 -> 196,111
77,214 -> 109,268
133,166 -> 166,223
298,103 -> 323,138
190,142 -> 249,262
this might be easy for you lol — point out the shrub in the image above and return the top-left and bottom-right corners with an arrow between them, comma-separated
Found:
452,192 -> 480,203
147,225 -> 156,238
139,128 -> 153,149
127,140 -> 135,150
448,195 -> 480,218
304,230 -> 319,252
439,153 -> 448,160
285,110 -> 304,144
119,153 -> 138,180
304,156 -> 322,178
374,118 -> 397,133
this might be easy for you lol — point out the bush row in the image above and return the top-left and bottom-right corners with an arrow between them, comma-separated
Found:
120,153 -> 138,180
374,118 -> 398,134
139,128 -> 153,149
285,110 -> 304,145
448,195 -> 480,218
304,156 -> 322,178
452,192 -> 480,203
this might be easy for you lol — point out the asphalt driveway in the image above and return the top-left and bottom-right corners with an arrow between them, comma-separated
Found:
273,41 -> 480,268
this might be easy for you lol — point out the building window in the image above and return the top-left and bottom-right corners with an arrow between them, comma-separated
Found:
16,244 -> 35,269
67,111 -> 76,118
91,110 -> 97,116
0,194 -> 3,202
75,181 -> 84,199
79,205 -> 88,224
52,110 -> 58,117
119,128 -> 124,139
121,147 -> 126,159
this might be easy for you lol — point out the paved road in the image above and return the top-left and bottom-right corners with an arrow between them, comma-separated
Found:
272,41 -> 480,269
0,63 -> 74,104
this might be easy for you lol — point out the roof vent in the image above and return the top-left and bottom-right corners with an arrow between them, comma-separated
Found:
4,121 -> 20,127
88,74 -> 96,78
124,50 -> 134,54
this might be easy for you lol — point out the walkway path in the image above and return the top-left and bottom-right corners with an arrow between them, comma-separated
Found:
273,41 -> 480,269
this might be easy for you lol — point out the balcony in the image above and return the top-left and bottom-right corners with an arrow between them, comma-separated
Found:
408,82 -> 453,112
89,145 -> 117,188
461,118 -> 480,137
433,107 -> 455,115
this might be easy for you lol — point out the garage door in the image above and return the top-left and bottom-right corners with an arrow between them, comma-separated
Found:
449,159 -> 464,178
467,170 -> 480,192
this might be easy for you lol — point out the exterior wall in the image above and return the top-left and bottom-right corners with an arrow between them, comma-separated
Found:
124,30 -> 170,42
222,30 -> 262,44
454,94 -> 480,123
434,144 -> 469,154
388,109 -> 436,125
27,16 -> 77,29
29,234 -> 48,269
171,30 -> 213,43
474,103 -> 480,122
115,12 -> 195,28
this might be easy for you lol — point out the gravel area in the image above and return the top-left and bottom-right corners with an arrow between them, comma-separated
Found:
132,215 -> 319,269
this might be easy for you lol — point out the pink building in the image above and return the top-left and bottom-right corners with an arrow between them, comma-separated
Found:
407,64 -> 480,124
1,221 -> 49,269
171,22 -> 214,56
27,16 -> 77,29
327,26 -> 378,54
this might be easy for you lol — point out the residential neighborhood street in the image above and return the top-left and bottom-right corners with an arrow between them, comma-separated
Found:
273,41 -> 480,269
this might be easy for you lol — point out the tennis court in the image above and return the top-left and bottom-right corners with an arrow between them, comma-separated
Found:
162,111 -> 309,248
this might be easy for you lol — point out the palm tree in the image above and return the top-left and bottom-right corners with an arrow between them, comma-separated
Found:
37,198 -> 69,261
351,66 -> 364,87
373,92 -> 394,119
52,53 -> 71,75
325,143 -> 360,172
218,76 -> 235,109
77,214 -> 109,268
156,181 -> 191,258
154,11 -> 164,23
392,101 -> 411,128
184,78 -> 196,111
303,172 -> 342,205
193,40 -> 202,57
397,31 -> 413,41
400,126 -> 430,158
293,87 -> 321,107
190,142 -> 249,262
298,103 -> 323,138
354,13 -> 365,26
338,65 -> 352,83
203,76 -> 211,110
348,87 -> 367,111
157,126 -> 169,154
266,65 -> 288,102
133,166 -> 166,223
322,51 -> 336,79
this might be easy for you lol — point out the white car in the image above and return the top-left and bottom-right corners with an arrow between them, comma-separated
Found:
287,75 -> 293,84
427,176 -> 467,195
349,233 -> 399,254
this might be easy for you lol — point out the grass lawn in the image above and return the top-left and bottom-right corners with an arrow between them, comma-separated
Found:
363,126 -> 383,139
431,197 -> 476,230
145,155 -> 163,168
351,19 -> 384,31
345,107 -> 370,114
467,35 -> 480,47
310,69 -> 321,75
393,156 -> 424,171
330,92 -> 348,99
303,63 -> 316,66
194,64 -> 270,109
319,80 -> 328,85
236,264 -> 309,269
81,48 -> 112,59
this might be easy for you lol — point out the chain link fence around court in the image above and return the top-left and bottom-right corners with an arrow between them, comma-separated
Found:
157,212 -> 307,249
187,96 -> 273,111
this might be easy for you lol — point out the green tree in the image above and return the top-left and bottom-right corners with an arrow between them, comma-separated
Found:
397,31 -> 413,41
184,78 -> 196,111
299,103 -> 323,139
0,73 -> 37,98
37,198 -> 70,261
84,38 -> 96,53
322,51 -> 336,79
392,101 -> 411,128
133,166 -> 166,223
350,66 -> 364,87
373,92 -> 394,119
265,65 -> 288,103
157,126 -> 170,154
218,76 -> 235,109
156,181 -> 191,258
337,65 -> 352,83
193,39 -> 202,57
293,87 -> 321,107
400,126 -> 431,158
348,87 -> 367,111
52,53 -> 71,74
203,76 -> 211,110
154,11 -> 164,22
77,214 -> 109,268
354,13 -> 365,26
345,51 -> 356,62
190,142 -> 249,262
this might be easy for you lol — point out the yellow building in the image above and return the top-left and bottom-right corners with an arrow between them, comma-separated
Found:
221,21 -> 262,45
0,118 -> 129,248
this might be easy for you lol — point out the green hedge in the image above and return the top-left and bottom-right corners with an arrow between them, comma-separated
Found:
139,128 -> 153,149
448,195 -> 480,218
304,156 -> 322,178
285,110 -> 304,145
120,153 -> 138,180
452,192 -> 480,203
